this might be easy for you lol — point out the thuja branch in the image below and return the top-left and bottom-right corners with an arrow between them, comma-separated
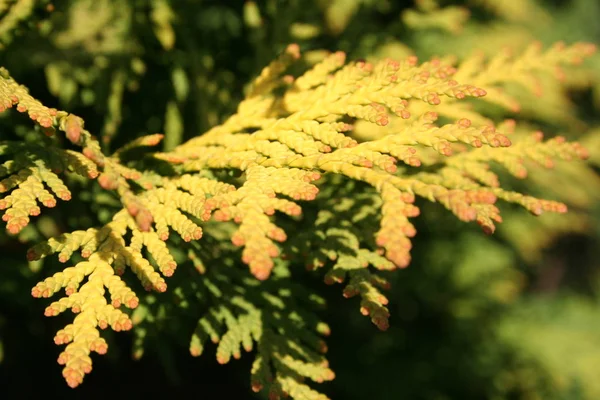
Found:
0,40 -> 595,396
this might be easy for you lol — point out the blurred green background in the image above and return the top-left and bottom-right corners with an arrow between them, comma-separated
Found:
1,0 -> 600,399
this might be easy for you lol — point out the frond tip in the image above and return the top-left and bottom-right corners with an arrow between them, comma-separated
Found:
28,212 -> 181,387
189,268 -> 334,400
0,141 -> 98,234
